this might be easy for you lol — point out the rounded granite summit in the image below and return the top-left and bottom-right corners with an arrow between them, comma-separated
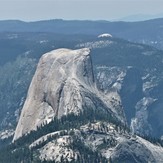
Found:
13,48 -> 126,141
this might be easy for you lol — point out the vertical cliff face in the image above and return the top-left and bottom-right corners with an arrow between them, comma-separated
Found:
13,48 -> 126,141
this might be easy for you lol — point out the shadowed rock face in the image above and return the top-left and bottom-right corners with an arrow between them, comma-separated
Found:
13,48 -> 126,141
111,139 -> 155,163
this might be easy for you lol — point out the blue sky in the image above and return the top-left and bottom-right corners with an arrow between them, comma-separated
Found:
1,0 -> 163,21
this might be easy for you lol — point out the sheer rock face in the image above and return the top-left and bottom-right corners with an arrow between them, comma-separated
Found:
13,48 -> 126,141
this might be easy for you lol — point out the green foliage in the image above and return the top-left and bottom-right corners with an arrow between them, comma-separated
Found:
0,107 -> 128,162
69,135 -> 108,163
0,136 -> 12,148
14,107 -> 126,148
97,137 -> 117,150
0,145 -> 33,163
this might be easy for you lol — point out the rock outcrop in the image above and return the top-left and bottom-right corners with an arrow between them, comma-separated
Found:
13,48 -> 126,141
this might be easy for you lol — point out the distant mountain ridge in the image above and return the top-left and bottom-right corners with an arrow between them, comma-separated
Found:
0,18 -> 163,30
1,18 -> 163,34
115,13 -> 163,22
1,18 -> 163,50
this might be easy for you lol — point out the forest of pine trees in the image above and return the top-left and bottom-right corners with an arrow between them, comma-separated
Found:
0,108 -> 124,162
0,107 -> 162,163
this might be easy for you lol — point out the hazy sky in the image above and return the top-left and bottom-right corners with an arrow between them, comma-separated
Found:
1,0 -> 163,21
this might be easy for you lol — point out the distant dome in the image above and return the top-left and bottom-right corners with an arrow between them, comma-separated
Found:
98,33 -> 112,38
